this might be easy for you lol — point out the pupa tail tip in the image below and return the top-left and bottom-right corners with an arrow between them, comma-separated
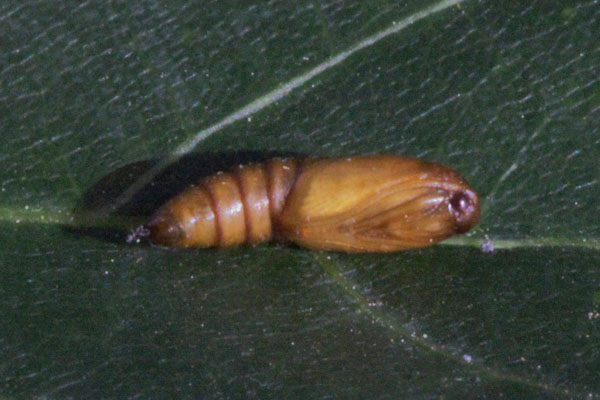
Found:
126,224 -> 151,244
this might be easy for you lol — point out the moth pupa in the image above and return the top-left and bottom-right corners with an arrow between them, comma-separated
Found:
147,155 -> 480,253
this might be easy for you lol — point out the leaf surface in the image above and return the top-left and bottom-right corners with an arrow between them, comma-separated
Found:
1,0 -> 599,397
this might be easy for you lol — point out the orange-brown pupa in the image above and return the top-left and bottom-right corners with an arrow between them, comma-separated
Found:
146,155 -> 480,252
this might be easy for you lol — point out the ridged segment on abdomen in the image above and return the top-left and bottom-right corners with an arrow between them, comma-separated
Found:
148,158 -> 299,248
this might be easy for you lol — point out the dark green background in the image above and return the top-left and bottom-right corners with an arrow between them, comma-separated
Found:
1,0 -> 599,398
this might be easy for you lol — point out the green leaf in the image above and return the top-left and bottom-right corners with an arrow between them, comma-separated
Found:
1,0 -> 599,398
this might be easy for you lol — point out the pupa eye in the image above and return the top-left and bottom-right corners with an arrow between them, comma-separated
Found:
448,190 -> 480,234
450,192 -> 471,215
